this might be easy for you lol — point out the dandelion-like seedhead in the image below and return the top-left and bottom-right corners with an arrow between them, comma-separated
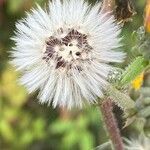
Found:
124,135 -> 150,150
11,0 -> 125,108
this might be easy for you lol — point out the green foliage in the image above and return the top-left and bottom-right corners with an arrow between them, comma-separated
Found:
132,26 -> 150,60
7,0 -> 23,13
106,86 -> 135,110
120,56 -> 149,86
49,109 -> 101,150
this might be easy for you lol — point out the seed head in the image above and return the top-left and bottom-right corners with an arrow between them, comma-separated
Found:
11,0 -> 125,108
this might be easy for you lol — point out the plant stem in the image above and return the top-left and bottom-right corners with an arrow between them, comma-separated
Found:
59,107 -> 70,120
100,1 -> 124,149
100,98 -> 124,150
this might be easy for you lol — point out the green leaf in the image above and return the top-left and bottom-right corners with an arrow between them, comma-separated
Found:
138,106 -> 150,118
120,56 -> 149,86
94,141 -> 112,150
106,86 -> 135,110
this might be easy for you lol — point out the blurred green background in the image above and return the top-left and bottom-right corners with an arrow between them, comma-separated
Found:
0,0 -> 148,149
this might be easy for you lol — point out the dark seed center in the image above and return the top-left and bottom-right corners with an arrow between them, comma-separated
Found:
43,29 -> 93,69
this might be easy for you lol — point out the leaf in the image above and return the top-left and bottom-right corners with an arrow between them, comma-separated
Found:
94,141 -> 112,150
106,86 -> 135,110
138,106 -> 150,118
123,116 -> 136,128
120,56 -> 149,86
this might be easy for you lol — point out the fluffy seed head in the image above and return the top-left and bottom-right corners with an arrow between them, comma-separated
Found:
11,0 -> 125,109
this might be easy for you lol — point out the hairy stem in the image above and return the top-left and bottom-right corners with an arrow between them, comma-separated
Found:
59,107 -> 70,120
100,1 -> 124,149
100,99 -> 124,150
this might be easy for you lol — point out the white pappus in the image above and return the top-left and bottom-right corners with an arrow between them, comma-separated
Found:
11,0 -> 125,109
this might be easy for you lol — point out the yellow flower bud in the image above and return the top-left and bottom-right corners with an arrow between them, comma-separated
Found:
131,72 -> 144,90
